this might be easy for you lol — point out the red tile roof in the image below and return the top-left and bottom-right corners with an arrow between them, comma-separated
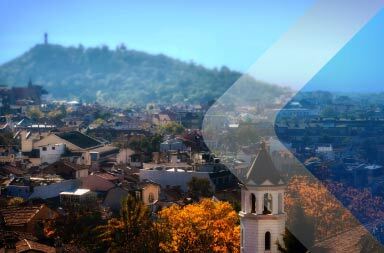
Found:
16,239 -> 55,253
0,205 -> 46,226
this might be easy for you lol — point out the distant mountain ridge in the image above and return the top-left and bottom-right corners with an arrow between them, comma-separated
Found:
0,44 -> 287,106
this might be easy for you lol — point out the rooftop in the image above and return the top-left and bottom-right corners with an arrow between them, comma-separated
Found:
0,205 -> 46,226
55,131 -> 102,149
244,142 -> 285,186
15,239 -> 56,253
60,188 -> 91,196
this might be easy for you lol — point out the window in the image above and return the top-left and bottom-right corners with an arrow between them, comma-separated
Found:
42,147 -> 47,151
265,232 -> 271,250
263,193 -> 273,214
90,152 -> 99,161
52,146 -> 55,150
148,193 -> 155,203
250,193 -> 256,213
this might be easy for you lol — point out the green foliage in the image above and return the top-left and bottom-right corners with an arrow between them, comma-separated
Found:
26,107 -> 44,120
129,134 -> 162,154
158,121 -> 185,135
96,195 -> 160,253
0,44 -> 287,105
92,118 -> 105,126
187,177 -> 213,201
47,105 -> 67,120
0,132 -> 16,146
53,209 -> 107,253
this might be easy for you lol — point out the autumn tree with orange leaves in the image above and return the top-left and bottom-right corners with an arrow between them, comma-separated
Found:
285,175 -> 358,240
157,198 -> 240,253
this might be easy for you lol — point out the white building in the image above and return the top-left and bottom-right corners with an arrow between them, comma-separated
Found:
239,143 -> 286,253
60,188 -> 97,207
315,145 -> 335,161
39,143 -> 66,164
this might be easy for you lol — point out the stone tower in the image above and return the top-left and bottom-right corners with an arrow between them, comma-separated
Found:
239,142 -> 286,253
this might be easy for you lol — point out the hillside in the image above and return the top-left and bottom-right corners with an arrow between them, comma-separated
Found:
0,44 -> 287,106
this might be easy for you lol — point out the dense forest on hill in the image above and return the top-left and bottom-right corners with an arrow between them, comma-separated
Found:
0,44 -> 287,106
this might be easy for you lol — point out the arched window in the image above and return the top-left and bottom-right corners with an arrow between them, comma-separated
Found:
250,193 -> 256,213
263,193 -> 272,214
265,232 -> 271,250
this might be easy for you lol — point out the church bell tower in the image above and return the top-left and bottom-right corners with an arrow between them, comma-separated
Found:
239,142 -> 286,253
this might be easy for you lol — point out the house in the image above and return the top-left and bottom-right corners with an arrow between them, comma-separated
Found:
160,138 -> 188,153
60,189 -> 97,208
80,174 -> 116,194
38,143 -> 66,164
140,163 -> 214,192
138,180 -> 160,205
32,131 -> 103,153
85,145 -> 119,170
5,174 -> 80,200
28,179 -> 80,200
312,224 -> 370,253
39,160 -> 89,180
23,130 -> 119,168
152,113 -> 172,126
103,180 -> 160,212
0,239 -> 56,253
103,187 -> 130,212
9,80 -> 48,106
0,204 -> 56,236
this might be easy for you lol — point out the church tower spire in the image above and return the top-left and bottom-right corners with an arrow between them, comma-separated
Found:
239,141 -> 286,253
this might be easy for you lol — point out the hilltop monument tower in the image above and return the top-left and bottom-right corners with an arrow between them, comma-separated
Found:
239,142 -> 286,253
44,33 -> 48,44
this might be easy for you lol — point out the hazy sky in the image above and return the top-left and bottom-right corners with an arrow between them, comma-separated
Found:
1,0 -> 384,92
0,0 -> 314,71
306,6 -> 384,93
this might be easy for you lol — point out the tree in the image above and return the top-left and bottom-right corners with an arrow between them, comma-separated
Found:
157,199 -> 240,253
0,132 -> 17,146
96,195 -> 160,252
187,177 -> 213,201
158,121 -> 185,135
48,208 -> 106,253
285,176 -> 358,240
26,107 -> 44,120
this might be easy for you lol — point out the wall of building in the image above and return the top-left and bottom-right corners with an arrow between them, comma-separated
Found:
240,217 -> 285,253
75,168 -> 89,179
142,184 -> 160,205
39,143 -> 65,164
139,169 -> 214,191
